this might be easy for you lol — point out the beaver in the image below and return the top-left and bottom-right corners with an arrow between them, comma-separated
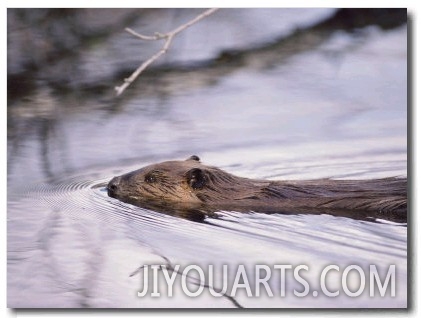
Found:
107,155 -> 407,223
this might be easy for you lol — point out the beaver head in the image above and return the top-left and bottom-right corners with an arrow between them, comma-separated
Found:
107,155 -> 258,208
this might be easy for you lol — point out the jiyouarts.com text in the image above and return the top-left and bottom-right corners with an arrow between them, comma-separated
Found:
134,264 -> 396,298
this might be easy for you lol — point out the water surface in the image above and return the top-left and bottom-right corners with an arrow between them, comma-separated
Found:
7,17 -> 407,308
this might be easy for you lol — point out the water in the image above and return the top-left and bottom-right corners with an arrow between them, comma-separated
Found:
7,20 -> 407,308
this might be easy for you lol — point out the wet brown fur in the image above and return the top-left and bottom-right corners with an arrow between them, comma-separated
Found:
107,156 -> 407,223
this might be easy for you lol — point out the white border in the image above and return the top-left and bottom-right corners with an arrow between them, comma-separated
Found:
3,2 -> 418,318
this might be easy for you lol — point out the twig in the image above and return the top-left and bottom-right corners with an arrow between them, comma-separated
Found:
115,8 -> 220,96
130,254 -> 243,308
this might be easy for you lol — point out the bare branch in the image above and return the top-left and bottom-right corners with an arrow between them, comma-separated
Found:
115,8 -> 219,96
170,8 -> 219,35
130,254 -> 243,308
124,28 -> 162,41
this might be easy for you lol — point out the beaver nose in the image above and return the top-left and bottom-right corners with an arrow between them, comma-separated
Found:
107,176 -> 121,196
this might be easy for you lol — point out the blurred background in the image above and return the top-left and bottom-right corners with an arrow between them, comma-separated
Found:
7,8 -> 407,187
7,9 -> 407,308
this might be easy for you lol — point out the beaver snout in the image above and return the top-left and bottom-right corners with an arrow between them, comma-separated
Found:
107,176 -> 122,197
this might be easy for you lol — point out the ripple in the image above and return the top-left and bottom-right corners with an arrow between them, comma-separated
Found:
17,173 -> 203,237
8,171 -> 408,264
10,172 -> 409,244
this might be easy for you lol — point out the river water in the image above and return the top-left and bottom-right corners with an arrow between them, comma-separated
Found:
7,10 -> 407,308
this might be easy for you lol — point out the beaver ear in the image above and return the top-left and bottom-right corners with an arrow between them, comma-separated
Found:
186,168 -> 206,190
186,155 -> 200,162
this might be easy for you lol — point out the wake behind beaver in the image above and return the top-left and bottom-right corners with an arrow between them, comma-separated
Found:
107,156 -> 407,223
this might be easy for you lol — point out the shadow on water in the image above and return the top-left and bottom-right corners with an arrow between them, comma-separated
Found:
105,9 -> 407,111
105,186 -> 407,225
8,9 -> 406,101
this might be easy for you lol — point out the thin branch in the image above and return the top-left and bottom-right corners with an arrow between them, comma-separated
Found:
115,8 -> 219,96
130,255 -> 243,308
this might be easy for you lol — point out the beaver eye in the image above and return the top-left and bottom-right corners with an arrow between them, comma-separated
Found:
145,174 -> 156,183
145,171 -> 161,183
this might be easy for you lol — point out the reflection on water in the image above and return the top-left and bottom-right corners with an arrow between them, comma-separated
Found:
7,16 -> 407,308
